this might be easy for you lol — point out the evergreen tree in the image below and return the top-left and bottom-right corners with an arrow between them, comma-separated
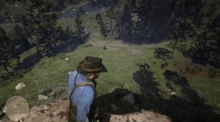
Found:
172,0 -> 220,67
0,27 -> 19,75
75,14 -> 85,38
65,25 -> 71,33
99,21 -> 107,39
117,4 -> 133,40
23,0 -> 59,56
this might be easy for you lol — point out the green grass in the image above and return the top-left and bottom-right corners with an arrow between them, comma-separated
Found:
190,77 -> 220,108
0,41 -> 143,108
0,37 -> 175,109
19,47 -> 37,62
0,24 -> 16,34
1,35 -> 220,112
1,5 -> 220,113
1,33 -> 220,110
57,18 -> 77,31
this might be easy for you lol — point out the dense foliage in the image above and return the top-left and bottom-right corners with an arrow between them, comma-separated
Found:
105,0 -> 220,68
171,0 -> 220,68
0,27 -> 19,75
0,0 -> 82,78
75,14 -> 85,38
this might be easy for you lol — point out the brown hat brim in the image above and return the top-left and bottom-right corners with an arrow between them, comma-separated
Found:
77,60 -> 108,73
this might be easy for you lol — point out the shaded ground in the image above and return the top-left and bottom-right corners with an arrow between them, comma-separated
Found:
96,63 -> 220,122
117,1 -> 174,45
0,34 -> 90,86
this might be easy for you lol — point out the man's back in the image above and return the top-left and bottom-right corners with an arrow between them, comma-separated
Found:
68,71 -> 97,122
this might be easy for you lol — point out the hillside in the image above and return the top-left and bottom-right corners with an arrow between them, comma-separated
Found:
0,0 -> 220,122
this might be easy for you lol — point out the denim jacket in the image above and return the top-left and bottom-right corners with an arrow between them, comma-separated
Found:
68,70 -> 97,122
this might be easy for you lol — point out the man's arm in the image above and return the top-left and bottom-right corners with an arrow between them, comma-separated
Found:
75,87 -> 94,122
68,72 -> 75,94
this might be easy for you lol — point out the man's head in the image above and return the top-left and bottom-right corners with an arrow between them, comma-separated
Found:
85,72 -> 100,80
77,56 -> 107,80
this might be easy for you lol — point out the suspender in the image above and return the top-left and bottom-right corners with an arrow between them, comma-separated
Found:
69,72 -> 95,120
70,73 -> 94,101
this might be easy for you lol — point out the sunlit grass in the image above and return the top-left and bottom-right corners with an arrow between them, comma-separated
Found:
19,47 -> 37,62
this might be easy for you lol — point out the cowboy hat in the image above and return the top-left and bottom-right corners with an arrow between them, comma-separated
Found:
77,56 -> 108,74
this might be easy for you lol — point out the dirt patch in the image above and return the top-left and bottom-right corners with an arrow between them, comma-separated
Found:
87,39 -> 143,54
131,49 -> 142,56
172,59 -> 220,79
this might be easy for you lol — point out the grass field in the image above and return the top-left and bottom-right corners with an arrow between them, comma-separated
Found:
1,3 -> 220,116
1,36 -> 220,109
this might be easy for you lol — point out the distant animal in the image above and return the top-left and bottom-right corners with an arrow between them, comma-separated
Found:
103,46 -> 107,50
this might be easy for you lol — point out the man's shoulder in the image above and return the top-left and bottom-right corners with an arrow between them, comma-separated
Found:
68,70 -> 77,84
71,70 -> 78,76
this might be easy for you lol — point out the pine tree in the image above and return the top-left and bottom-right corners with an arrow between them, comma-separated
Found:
99,20 -> 107,39
0,27 -> 19,75
75,14 -> 85,38
171,0 -> 220,67
22,0 -> 59,56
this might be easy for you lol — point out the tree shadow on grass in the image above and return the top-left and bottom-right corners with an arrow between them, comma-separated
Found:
14,33 -> 90,71
163,70 -> 206,104
133,63 -> 164,101
154,47 -> 172,69
162,69 -> 220,122
96,63 -> 220,122
15,52 -> 43,70
47,33 -> 90,57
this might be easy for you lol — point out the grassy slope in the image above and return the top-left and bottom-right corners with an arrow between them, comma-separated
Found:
1,2 -> 220,112
190,77 -> 220,107
1,36 -> 219,109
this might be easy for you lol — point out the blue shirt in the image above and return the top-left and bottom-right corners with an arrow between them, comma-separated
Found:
68,70 -> 97,122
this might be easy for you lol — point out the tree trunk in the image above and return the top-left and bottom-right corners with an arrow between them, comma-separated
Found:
111,20 -> 113,36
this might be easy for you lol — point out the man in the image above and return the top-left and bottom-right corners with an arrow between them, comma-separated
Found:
68,56 -> 108,122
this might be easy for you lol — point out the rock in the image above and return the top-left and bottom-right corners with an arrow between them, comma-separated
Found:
110,110 -> 171,122
65,58 -> 69,61
0,117 -> 14,122
23,100 -> 70,122
38,94 -> 48,101
37,104 -> 51,110
86,12 -> 89,14
170,92 -> 177,96
122,93 -> 135,105
111,104 -> 118,111
50,92 -> 55,96
15,82 -> 26,90
68,71 -> 72,75
24,98 -> 171,122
